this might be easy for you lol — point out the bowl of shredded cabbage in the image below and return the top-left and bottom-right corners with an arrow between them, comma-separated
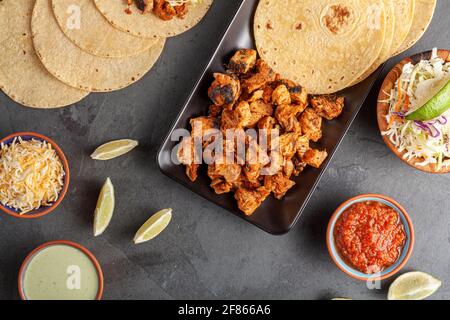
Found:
378,49 -> 450,173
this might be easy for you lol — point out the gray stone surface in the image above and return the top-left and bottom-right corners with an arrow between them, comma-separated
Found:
0,0 -> 449,300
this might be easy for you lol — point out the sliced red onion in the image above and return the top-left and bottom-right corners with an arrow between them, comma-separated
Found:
438,116 -> 448,125
414,121 -> 441,138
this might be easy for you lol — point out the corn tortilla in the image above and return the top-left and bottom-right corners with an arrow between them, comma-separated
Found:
396,0 -> 437,55
32,0 -> 165,92
254,0 -> 387,94
52,0 -> 159,58
350,0 -> 395,86
389,0 -> 416,55
93,0 -> 213,39
0,0 -> 88,109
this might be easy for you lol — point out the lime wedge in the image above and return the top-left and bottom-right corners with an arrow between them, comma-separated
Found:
93,178 -> 115,236
406,79 -> 450,121
133,209 -> 172,244
91,139 -> 138,160
388,272 -> 442,300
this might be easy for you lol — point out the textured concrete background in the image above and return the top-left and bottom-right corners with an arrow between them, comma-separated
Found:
0,0 -> 449,300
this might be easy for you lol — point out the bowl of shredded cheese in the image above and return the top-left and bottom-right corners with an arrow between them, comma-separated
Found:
0,132 -> 70,218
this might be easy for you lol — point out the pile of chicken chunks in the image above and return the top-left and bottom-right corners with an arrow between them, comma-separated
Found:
177,49 -> 345,216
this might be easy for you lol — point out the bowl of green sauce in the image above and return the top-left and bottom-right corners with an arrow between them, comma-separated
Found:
18,240 -> 104,300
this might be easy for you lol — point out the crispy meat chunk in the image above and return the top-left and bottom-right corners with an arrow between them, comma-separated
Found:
220,101 -> 252,131
174,3 -> 188,19
279,132 -> 309,158
275,79 -> 308,106
234,187 -> 270,216
272,85 -> 291,105
208,163 -> 242,183
177,137 -> 200,182
190,116 -> 217,147
244,137 -> 269,182
292,156 -> 307,176
153,0 -> 176,20
208,73 -> 241,107
310,95 -> 345,120
232,174 -> 262,190
209,104 -> 222,118
210,178 -> 233,194
264,172 -> 296,200
258,116 -> 276,131
262,86 -> 274,103
247,100 -> 273,127
248,89 -> 264,102
275,104 -> 306,132
228,49 -> 257,74
186,164 -> 199,182
302,149 -> 328,168
241,59 -> 276,93
299,108 -> 322,142
283,158 -> 294,178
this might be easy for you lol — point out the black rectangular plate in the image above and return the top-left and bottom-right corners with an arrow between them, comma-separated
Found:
158,0 -> 382,235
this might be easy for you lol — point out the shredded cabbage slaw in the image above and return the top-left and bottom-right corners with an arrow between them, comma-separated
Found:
382,48 -> 450,170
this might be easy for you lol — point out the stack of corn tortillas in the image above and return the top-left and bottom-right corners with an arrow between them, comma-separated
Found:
0,0 -> 213,108
254,0 -> 437,94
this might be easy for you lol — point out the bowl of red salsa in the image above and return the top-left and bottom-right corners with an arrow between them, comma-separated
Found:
326,194 -> 414,281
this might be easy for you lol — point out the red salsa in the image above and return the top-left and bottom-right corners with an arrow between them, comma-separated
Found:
334,201 -> 406,274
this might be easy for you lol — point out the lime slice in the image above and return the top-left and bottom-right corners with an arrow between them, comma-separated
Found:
91,139 -> 138,160
388,272 -> 442,300
406,79 -> 450,121
133,209 -> 172,244
93,178 -> 115,236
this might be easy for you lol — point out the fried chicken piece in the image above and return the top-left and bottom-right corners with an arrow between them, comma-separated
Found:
228,49 -> 257,74
275,79 -> 308,106
262,86 -> 274,103
208,73 -> 241,107
232,174 -> 262,190
272,85 -> 291,105
263,149 -> 284,175
275,104 -> 306,132
220,101 -> 252,131
302,149 -> 328,168
264,172 -> 296,200
299,108 -> 322,142
210,178 -> 233,195
244,137 -> 270,182
248,89 -> 264,102
279,132 -> 309,158
234,187 -> 270,216
310,95 -> 345,120
247,100 -> 273,128
186,164 -> 200,182
292,156 -> 307,176
190,116 -> 216,135
209,104 -> 222,118
258,116 -> 276,131
208,163 -> 242,183
241,59 -> 276,93
283,158 -> 294,178
177,137 -> 200,182
174,3 -> 188,19
190,116 -> 217,147
153,0 -> 175,20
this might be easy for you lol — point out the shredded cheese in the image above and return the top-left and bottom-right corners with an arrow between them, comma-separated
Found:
0,137 -> 65,214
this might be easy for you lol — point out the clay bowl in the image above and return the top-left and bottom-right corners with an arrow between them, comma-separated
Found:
377,49 -> 450,173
